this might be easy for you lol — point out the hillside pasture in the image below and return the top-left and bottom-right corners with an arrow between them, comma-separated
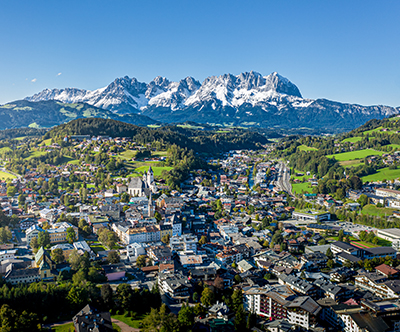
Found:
361,167 -> 400,182
361,204 -> 396,217
326,149 -> 384,161
297,145 -> 318,152
341,136 -> 365,143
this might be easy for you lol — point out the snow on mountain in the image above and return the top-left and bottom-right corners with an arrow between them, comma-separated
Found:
26,71 -> 307,113
24,71 -> 400,131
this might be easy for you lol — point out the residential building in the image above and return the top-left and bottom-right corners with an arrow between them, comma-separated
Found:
73,304 -> 113,332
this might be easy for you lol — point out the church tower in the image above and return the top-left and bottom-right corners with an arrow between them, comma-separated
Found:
147,166 -> 154,186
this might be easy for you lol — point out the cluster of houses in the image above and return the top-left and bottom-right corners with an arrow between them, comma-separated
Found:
4,144 -> 400,331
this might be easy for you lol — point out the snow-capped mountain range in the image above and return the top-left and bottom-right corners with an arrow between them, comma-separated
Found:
25,71 -> 400,131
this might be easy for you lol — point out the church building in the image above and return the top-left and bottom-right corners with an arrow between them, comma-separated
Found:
128,167 -> 157,197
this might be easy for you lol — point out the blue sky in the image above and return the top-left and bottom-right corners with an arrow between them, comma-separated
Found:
1,0 -> 399,106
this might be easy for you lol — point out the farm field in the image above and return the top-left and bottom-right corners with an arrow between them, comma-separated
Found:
326,149 -> 384,161
361,167 -> 400,182
361,204 -> 395,217
297,145 -> 318,151
0,171 -> 16,180
292,182 -> 311,194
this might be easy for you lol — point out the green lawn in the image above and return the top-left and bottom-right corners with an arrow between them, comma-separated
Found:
134,166 -> 173,176
363,126 -> 399,136
67,159 -> 81,165
341,136 -> 365,143
25,150 -> 48,160
90,244 -> 107,253
327,149 -> 384,161
51,322 -> 74,332
292,182 -> 312,194
119,150 -> 137,160
361,204 -> 395,217
376,237 -> 392,246
0,147 -> 12,154
297,145 -> 318,151
147,124 -> 161,128
112,314 -> 147,329
361,167 -> 400,182
13,136 -> 27,141
291,169 -> 313,181
0,171 -> 17,180
41,138 -> 52,146
152,151 -> 168,157
52,322 -> 121,331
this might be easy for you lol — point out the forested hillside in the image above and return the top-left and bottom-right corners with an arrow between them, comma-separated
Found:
45,118 -> 269,154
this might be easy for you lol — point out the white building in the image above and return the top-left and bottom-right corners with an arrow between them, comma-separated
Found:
26,225 -> 44,245
170,234 -> 197,254
126,242 -> 146,262
0,250 -> 17,263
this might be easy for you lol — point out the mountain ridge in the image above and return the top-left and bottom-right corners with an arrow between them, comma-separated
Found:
24,71 -> 400,132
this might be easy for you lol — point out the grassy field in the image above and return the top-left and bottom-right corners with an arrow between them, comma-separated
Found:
387,144 -> 400,152
0,171 -> 17,180
297,145 -> 318,152
327,149 -> 384,161
41,138 -> 52,146
90,243 -> 107,253
112,314 -> 147,329
292,182 -> 312,194
0,147 -> 12,154
177,124 -> 204,129
361,204 -> 395,217
339,160 -> 364,168
152,151 -> 168,157
52,322 -> 121,331
291,169 -> 313,181
67,159 -> 80,165
363,126 -> 399,136
361,167 -> 400,182
376,237 -> 392,246
147,124 -> 161,128
134,166 -> 173,176
25,150 -> 48,160
341,136 -> 364,143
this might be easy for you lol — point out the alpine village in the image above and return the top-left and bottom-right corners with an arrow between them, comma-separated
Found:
0,110 -> 400,332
